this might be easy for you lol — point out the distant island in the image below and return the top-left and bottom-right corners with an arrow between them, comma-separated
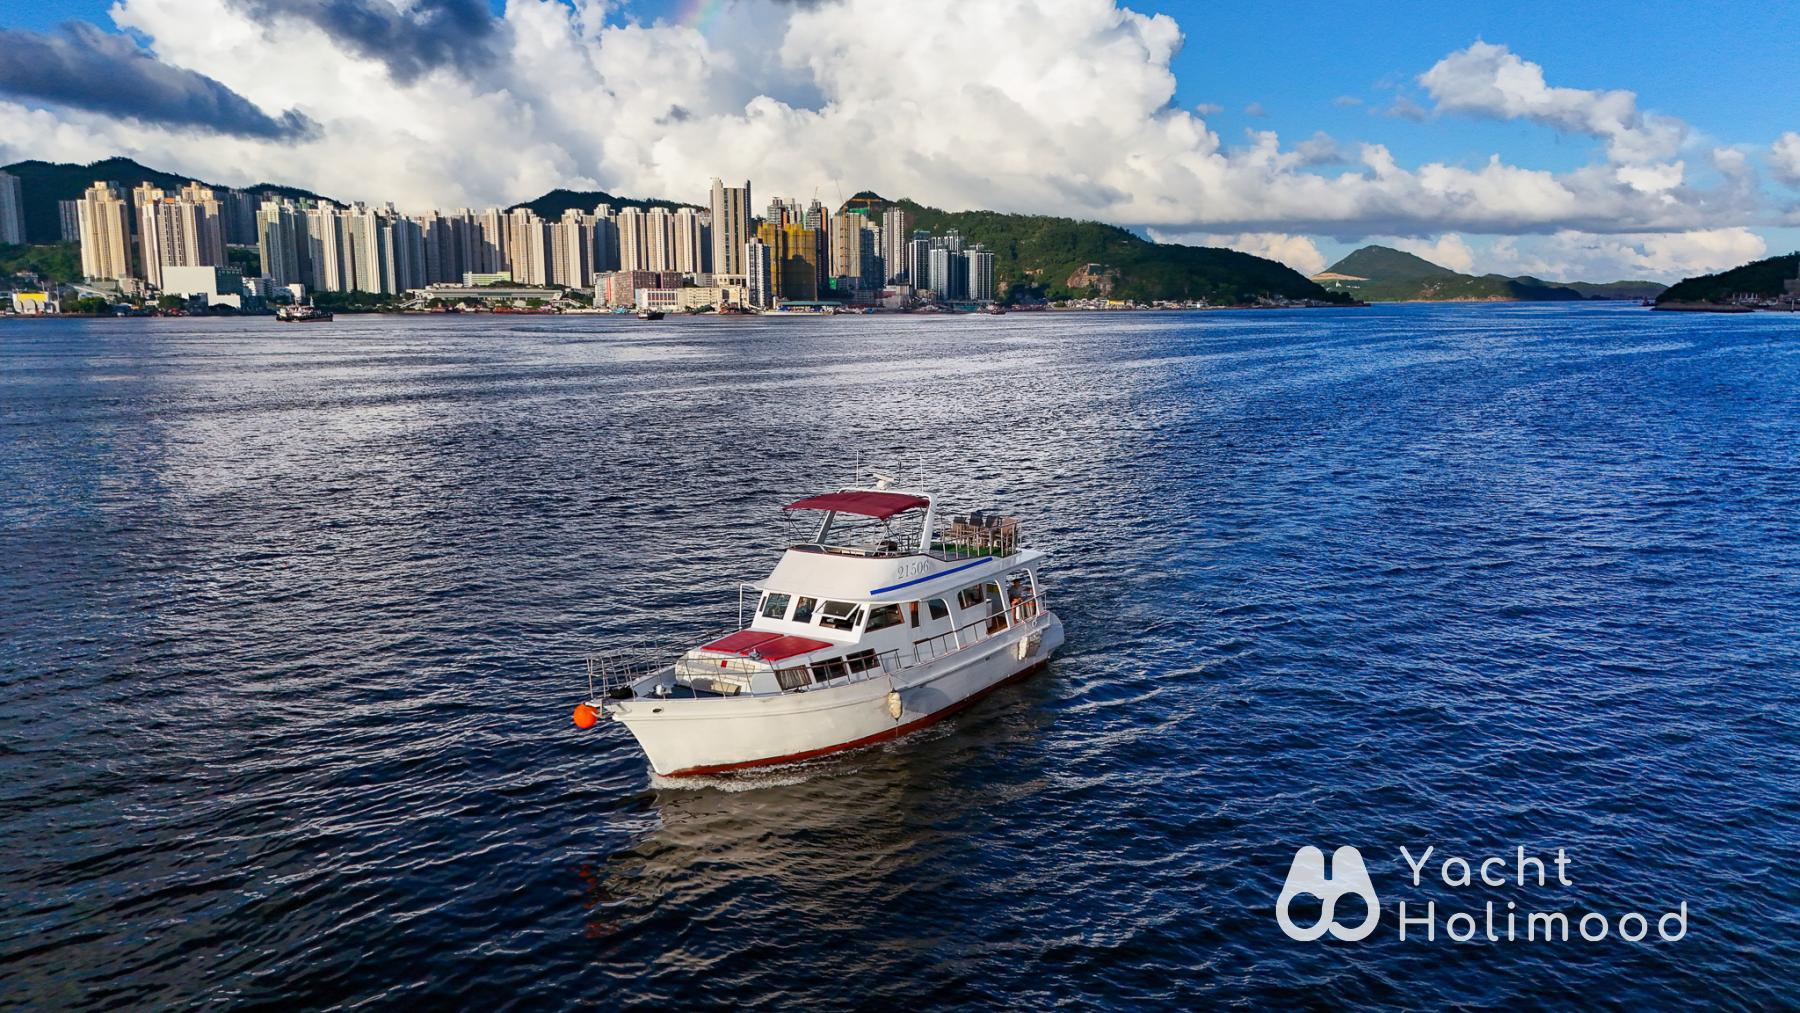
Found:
1653,252 -> 1800,311
1311,245 -> 1665,303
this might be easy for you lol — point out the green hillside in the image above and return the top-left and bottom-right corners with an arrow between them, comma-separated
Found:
2,157 -> 336,243
1328,245 -> 1459,284
897,200 -> 1348,305
0,242 -> 81,285
1656,252 -> 1800,304
507,188 -> 698,218
1315,245 -> 1662,302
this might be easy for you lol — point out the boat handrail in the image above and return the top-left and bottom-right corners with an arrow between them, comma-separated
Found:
588,634 -> 907,701
911,589 -> 1047,665
587,636 -> 721,698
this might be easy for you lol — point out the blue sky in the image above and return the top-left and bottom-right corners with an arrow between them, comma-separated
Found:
4,0 -> 1798,279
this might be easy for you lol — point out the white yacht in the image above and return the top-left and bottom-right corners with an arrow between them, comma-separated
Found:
572,479 -> 1065,776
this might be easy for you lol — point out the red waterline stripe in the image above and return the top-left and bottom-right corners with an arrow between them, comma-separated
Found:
663,658 -> 1051,777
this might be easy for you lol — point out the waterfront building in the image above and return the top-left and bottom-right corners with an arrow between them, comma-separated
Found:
754,220 -> 824,303
829,212 -> 862,284
256,199 -> 309,288
550,209 -> 598,289
710,178 -> 752,278
634,284 -> 748,313
133,183 -> 226,290
0,171 -> 24,245
906,238 -> 932,296
592,206 -> 620,274
390,215 -> 427,292
59,200 -> 82,242
594,269 -> 685,308
616,207 -> 650,272
477,208 -> 509,274
344,205 -> 389,293
304,204 -> 351,292
881,208 -> 912,282
673,207 -> 708,274
966,245 -> 996,302
928,244 -> 967,300
745,237 -> 772,308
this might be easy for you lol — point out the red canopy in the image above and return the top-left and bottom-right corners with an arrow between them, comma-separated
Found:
699,630 -> 833,662
784,490 -> 929,519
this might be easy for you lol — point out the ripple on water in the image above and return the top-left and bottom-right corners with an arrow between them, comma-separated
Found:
1,304 -> 1796,1008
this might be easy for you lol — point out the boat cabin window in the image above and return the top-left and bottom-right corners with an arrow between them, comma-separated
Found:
909,601 -> 920,628
845,649 -> 880,673
760,592 -> 792,620
927,598 -> 950,621
792,596 -> 817,623
819,600 -> 863,631
956,585 -> 985,610
812,656 -> 848,682
866,603 -> 904,632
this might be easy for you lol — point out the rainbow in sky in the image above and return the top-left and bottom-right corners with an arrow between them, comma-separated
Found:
672,0 -> 733,34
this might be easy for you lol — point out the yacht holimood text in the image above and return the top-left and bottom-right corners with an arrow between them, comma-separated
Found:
1277,845 -> 1690,944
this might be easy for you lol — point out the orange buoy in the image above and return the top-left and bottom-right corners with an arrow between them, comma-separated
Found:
572,703 -> 599,729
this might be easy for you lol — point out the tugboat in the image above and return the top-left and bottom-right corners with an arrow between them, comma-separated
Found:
636,309 -> 665,320
571,475 -> 1065,776
276,302 -> 333,323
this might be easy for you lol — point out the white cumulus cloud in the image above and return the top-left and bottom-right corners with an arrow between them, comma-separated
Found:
1420,41 -> 1687,164
1770,131 -> 1800,187
0,0 -> 1779,283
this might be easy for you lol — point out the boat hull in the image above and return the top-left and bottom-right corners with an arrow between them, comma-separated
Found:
609,613 -> 1064,776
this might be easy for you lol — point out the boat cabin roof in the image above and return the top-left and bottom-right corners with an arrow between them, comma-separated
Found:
784,490 -> 929,519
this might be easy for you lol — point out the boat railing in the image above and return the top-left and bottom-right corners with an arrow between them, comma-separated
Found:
586,634 -> 729,698
911,590 -> 1047,665
593,634 -> 908,701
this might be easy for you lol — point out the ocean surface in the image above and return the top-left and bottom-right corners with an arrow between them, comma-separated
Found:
2,304 -> 1796,1010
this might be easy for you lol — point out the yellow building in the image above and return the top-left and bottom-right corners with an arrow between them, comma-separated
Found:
10,291 -> 56,314
755,221 -> 825,303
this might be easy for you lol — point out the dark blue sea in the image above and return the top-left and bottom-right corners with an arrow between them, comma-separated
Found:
2,304 -> 1796,1010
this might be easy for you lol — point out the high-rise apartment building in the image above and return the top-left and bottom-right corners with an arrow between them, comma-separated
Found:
256,199 -> 309,287
745,237 -> 772,308
673,207 -> 708,274
966,245 -> 996,302
592,206 -> 620,274
906,237 -> 932,294
219,189 -> 260,245
881,208 -> 913,283
616,207 -> 650,272
709,178 -> 751,279
305,205 -> 350,292
134,182 -> 226,290
829,212 -> 861,283
477,208 -> 510,275
754,220 -> 823,302
0,171 -> 24,245
77,182 -> 133,281
59,200 -> 82,242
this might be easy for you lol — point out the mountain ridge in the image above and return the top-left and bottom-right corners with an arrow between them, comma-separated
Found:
1314,245 -> 1665,302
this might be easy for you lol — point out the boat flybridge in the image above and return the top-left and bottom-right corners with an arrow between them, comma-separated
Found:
571,477 -> 1065,776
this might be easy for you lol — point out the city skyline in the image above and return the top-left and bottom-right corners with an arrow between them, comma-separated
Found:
2,1 -> 1799,281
